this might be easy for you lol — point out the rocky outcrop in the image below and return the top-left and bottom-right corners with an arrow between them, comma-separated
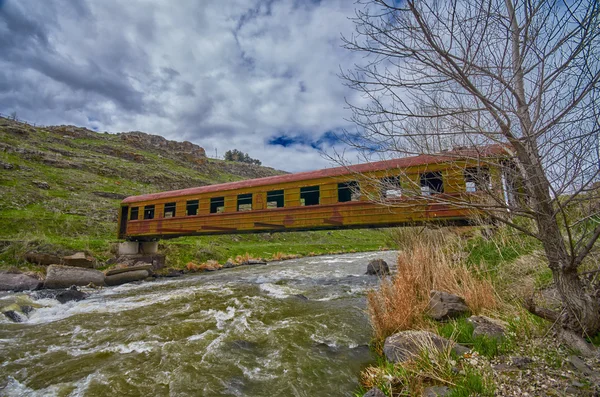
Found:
428,290 -> 470,321
383,330 -> 460,363
44,265 -> 105,289
119,131 -> 206,164
0,271 -> 42,291
366,259 -> 390,276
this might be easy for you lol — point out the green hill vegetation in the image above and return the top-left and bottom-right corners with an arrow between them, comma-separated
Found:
0,117 -> 392,269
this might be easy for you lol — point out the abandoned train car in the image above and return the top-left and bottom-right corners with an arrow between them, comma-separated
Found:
118,146 -> 508,241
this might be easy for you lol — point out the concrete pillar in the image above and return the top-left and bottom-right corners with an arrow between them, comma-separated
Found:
118,242 -> 140,255
140,241 -> 159,254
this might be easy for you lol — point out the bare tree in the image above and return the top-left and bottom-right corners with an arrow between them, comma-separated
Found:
340,0 -> 600,339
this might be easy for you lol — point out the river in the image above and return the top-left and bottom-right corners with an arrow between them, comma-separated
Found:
0,251 -> 397,397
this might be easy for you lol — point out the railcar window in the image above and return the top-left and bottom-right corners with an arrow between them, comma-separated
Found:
164,202 -> 176,218
186,200 -> 199,216
210,197 -> 225,213
300,186 -> 320,206
420,172 -> 444,196
267,190 -> 284,208
143,205 -> 155,220
130,207 -> 139,220
380,176 -> 401,198
464,167 -> 491,192
237,193 -> 252,211
338,181 -> 360,202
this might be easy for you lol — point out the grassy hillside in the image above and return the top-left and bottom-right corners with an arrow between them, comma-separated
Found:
0,117 -> 392,269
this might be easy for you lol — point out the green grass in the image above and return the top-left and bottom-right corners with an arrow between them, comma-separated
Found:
437,317 -> 514,359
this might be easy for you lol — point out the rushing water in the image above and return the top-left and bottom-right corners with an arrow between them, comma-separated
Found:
0,251 -> 397,397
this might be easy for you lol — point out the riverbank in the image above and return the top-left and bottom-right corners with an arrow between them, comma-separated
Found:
357,227 -> 600,396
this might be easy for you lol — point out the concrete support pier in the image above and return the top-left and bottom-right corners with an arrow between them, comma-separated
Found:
118,241 -> 159,255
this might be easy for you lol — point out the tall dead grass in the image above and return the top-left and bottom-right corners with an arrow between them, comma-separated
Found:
368,230 -> 498,339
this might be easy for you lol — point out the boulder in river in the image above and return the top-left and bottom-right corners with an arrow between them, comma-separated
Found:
365,259 -> 390,276
2,310 -> 24,323
44,265 -> 105,289
428,290 -> 470,321
56,287 -> 88,304
0,271 -> 42,291
105,269 -> 151,286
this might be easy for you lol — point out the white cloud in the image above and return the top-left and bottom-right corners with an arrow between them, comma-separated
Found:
0,0 -> 368,172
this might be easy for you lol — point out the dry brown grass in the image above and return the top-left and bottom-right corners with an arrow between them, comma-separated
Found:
367,232 -> 498,340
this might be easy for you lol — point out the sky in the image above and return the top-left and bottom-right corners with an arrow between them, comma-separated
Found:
0,0 -> 372,172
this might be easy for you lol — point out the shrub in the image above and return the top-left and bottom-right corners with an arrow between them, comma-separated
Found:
367,231 -> 497,339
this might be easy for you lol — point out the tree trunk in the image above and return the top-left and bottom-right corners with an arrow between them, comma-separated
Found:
552,264 -> 600,336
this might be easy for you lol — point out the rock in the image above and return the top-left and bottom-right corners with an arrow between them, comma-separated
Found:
293,294 -> 309,300
2,162 -> 14,169
44,265 -> 105,289
109,254 -> 166,270
467,315 -> 507,340
241,260 -> 267,266
24,252 -> 62,266
510,356 -> 533,368
423,386 -> 451,396
62,252 -> 96,268
33,181 -> 50,189
162,268 -> 184,278
0,271 -> 42,291
2,310 -> 24,323
55,288 -> 87,304
366,259 -> 390,276
383,330 -> 454,363
223,261 -> 236,269
428,290 -> 469,321
21,305 -> 35,315
452,343 -> 471,357
105,270 -> 150,286
105,264 -> 153,276
363,387 -> 386,397
567,355 -> 593,376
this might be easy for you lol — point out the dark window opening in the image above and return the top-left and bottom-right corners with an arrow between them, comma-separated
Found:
420,172 -> 444,196
186,200 -> 199,216
300,186 -> 320,206
144,205 -> 155,220
130,207 -> 139,220
210,197 -> 225,213
464,167 -> 490,192
237,193 -> 252,211
164,202 -> 176,218
338,181 -> 360,202
381,176 -> 401,198
267,190 -> 284,208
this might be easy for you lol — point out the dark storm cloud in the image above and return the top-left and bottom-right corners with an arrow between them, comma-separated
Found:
0,0 -> 367,171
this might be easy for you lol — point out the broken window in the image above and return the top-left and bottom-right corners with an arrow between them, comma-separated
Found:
186,200 -> 199,216
267,190 -> 284,208
380,176 -> 402,198
464,167 -> 490,192
210,197 -> 225,213
420,172 -> 444,196
237,193 -> 252,211
164,202 -> 176,218
130,207 -> 139,220
300,186 -> 320,206
143,205 -> 155,220
338,181 -> 360,202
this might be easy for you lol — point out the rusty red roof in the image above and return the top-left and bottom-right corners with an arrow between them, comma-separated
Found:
121,145 -> 506,204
